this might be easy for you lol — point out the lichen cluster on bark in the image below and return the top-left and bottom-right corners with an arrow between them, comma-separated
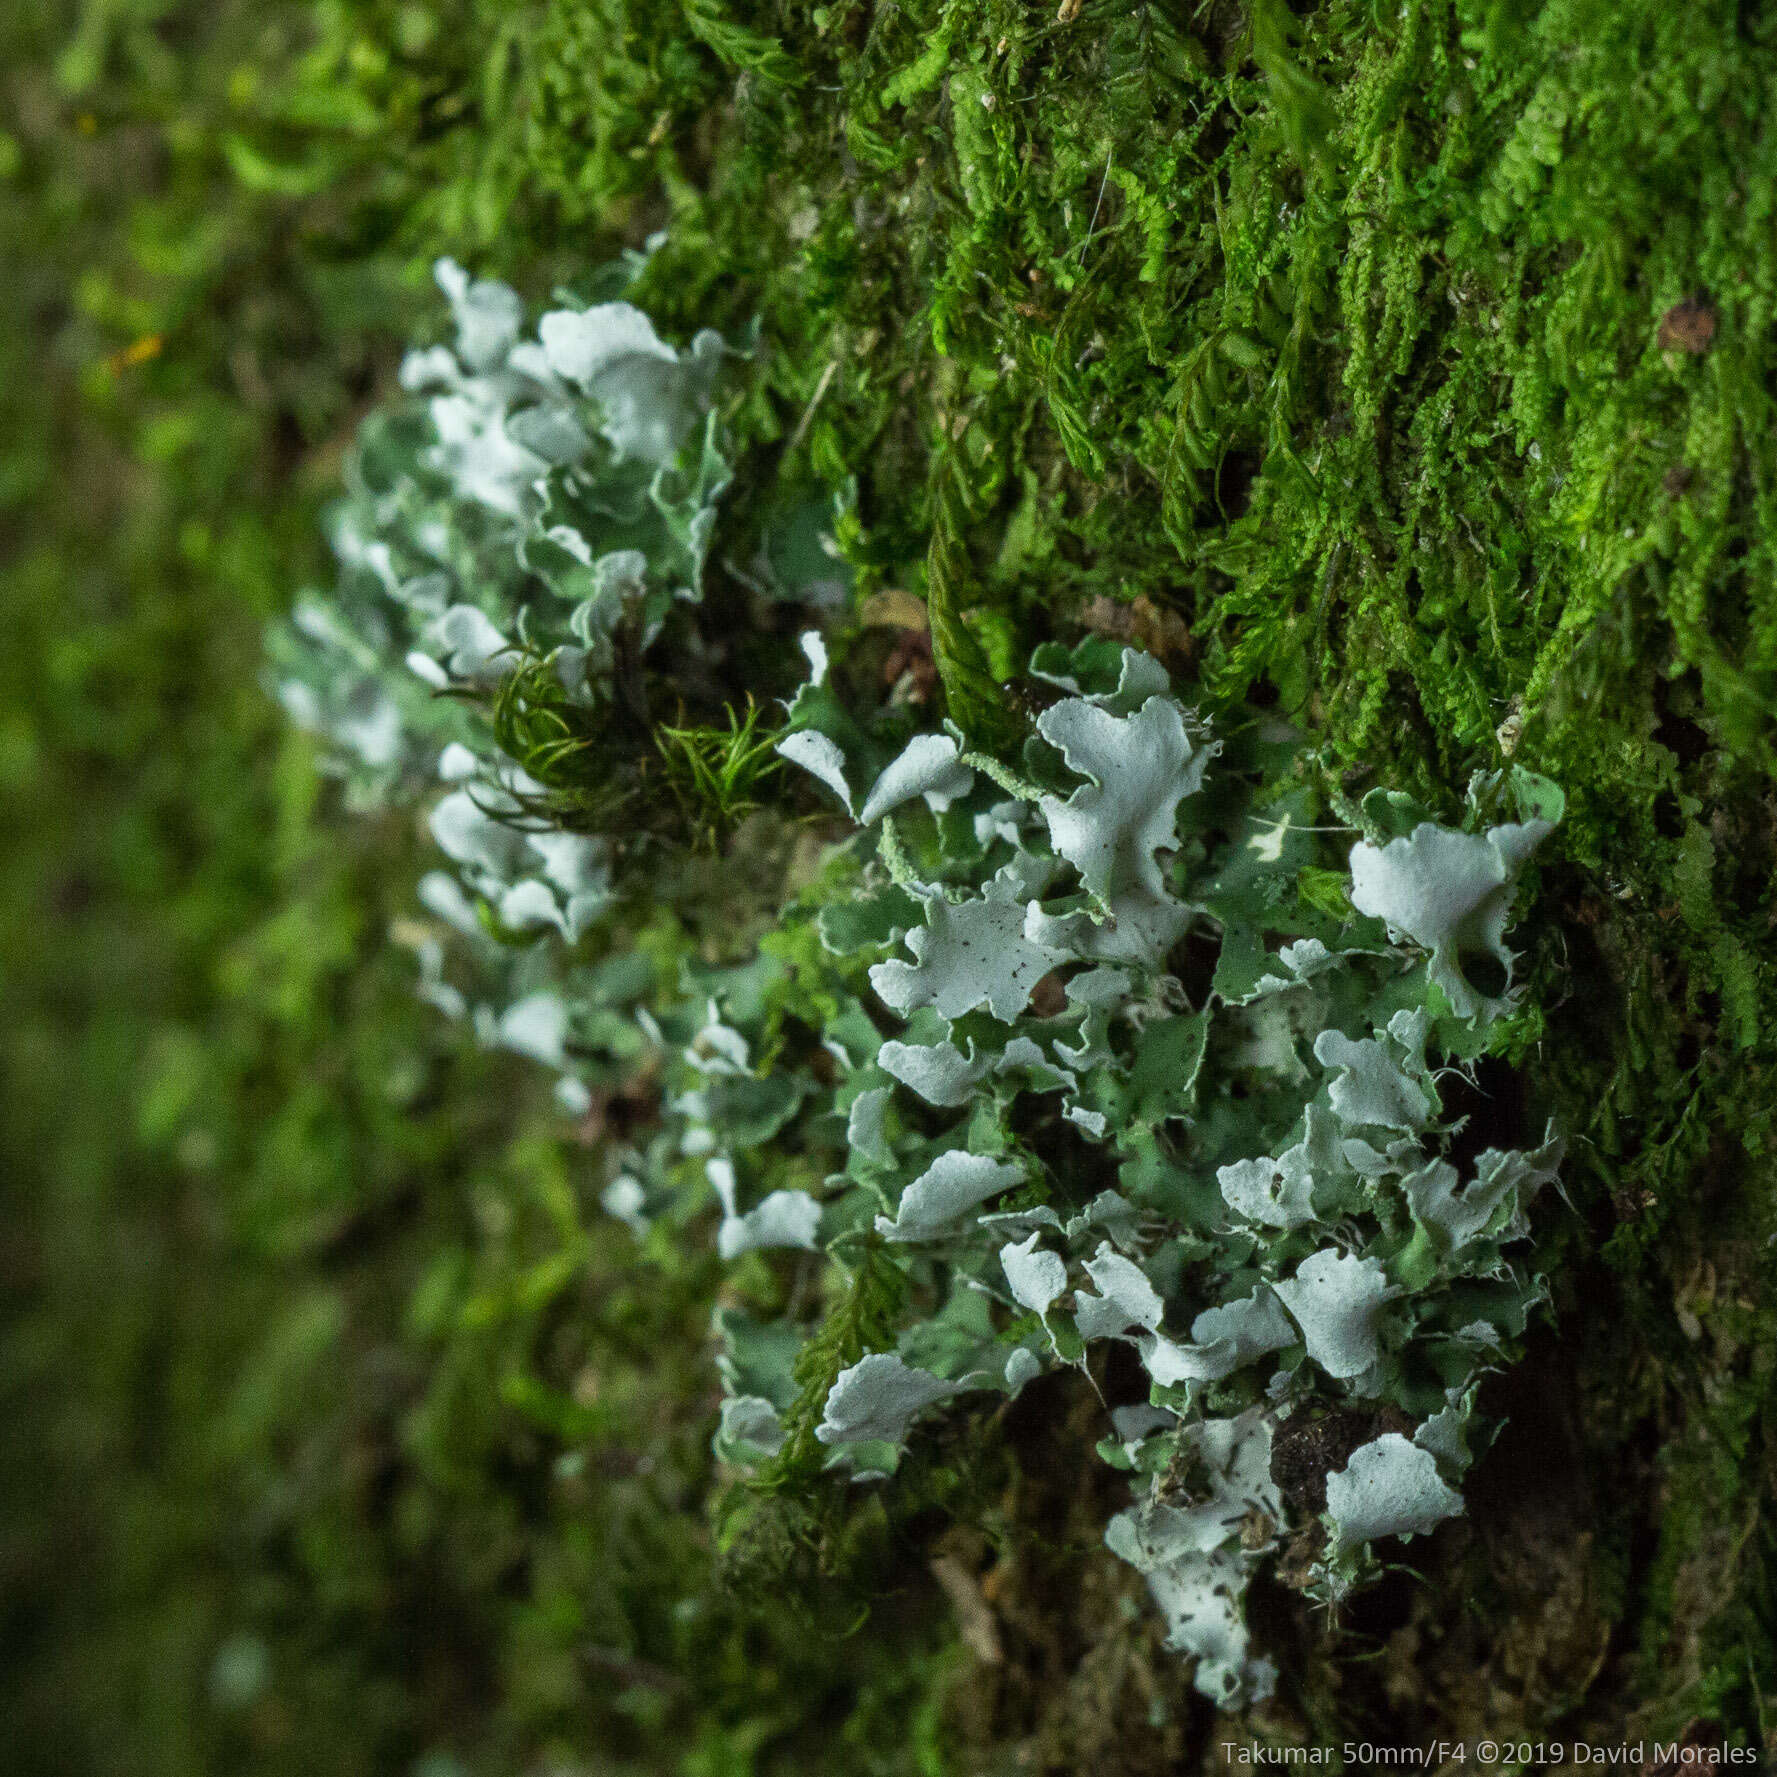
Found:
9,0 -> 1777,1770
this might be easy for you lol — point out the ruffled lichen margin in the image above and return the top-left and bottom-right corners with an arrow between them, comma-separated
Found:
34,0 -> 1777,1765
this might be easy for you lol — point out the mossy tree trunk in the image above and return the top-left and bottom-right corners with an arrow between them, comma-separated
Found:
9,0 -> 1775,1769
689,3 -> 1777,1749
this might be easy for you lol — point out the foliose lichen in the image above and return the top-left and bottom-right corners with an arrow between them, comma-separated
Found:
273,261 -> 1571,1706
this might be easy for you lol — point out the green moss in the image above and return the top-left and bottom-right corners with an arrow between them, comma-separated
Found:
11,0 -> 1777,1764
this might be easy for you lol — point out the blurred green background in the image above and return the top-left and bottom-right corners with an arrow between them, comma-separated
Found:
0,6 -> 960,1773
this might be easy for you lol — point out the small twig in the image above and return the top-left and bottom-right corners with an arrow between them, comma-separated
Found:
959,749 -> 1047,804
579,1645 -> 687,1694
875,813 -> 924,888
788,359 -> 840,455
1244,813 -> 1360,832
1076,150 -> 1114,263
